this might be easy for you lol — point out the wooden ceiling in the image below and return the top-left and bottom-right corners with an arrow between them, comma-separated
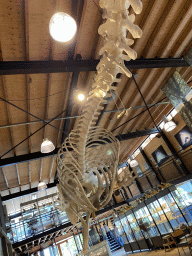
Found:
0,0 -> 191,196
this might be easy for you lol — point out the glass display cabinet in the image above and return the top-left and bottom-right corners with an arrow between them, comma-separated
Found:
121,215 -> 135,243
147,201 -> 173,235
6,194 -> 69,243
115,219 -> 128,244
126,213 -> 144,241
135,206 -> 159,238
159,194 -> 187,229
114,179 -> 192,253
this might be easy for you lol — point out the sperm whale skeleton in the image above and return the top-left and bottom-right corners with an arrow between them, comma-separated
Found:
56,0 -> 143,253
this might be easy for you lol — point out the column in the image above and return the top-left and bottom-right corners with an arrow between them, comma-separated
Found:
139,147 -> 162,184
129,165 -> 143,194
57,244 -> 62,256
160,129 -> 189,175
0,196 -> 6,232
112,194 -> 117,204
0,237 -> 3,256
184,46 -> 192,66
7,244 -> 13,256
134,179 -> 143,194
127,186 -> 133,198
39,249 -> 45,256
122,187 -> 129,199
2,237 -> 8,256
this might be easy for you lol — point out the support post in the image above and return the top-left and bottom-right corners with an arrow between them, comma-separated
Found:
139,147 -> 161,184
135,178 -> 144,194
122,187 -> 129,199
184,46 -> 192,66
127,186 -> 133,198
39,249 -> 44,256
145,175 -> 153,189
57,244 -> 62,256
160,129 -> 189,175
1,237 -> 8,256
112,194 -> 117,204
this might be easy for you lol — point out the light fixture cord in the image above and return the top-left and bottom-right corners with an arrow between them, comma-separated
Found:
131,73 -> 161,133
111,97 -> 166,132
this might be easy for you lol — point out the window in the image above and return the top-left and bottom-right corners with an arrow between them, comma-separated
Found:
132,149 -> 140,158
141,137 -> 151,149
135,165 -> 143,177
32,194 -> 37,200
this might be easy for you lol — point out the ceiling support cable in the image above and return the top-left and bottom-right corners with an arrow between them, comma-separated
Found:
111,97 -> 167,132
105,101 -> 169,114
0,97 -> 66,134
0,104 -> 74,159
131,74 -> 160,131
0,101 -> 169,130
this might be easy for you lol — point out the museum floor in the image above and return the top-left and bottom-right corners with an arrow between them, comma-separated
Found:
112,247 -> 191,256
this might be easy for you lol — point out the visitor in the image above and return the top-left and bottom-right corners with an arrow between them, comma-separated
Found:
104,222 -> 110,236
113,224 -> 124,247
100,225 -> 107,241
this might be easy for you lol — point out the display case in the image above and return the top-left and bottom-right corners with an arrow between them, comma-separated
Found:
6,194 -> 69,243
114,180 -> 192,252
121,215 -> 135,243
159,194 -> 187,229
135,206 -> 159,238
126,213 -> 144,241
147,201 -> 173,235
114,219 -> 128,243
173,180 -> 192,225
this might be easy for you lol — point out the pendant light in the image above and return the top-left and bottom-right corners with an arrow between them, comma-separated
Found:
162,115 -> 176,132
78,93 -> 85,101
129,155 -> 138,168
41,138 -> 55,153
38,181 -> 47,191
49,12 -> 77,42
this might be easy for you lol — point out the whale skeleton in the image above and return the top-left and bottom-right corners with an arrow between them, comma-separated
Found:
56,0 -> 143,253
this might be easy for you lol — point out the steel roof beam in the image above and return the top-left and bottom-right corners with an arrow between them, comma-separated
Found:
0,128 -> 158,169
1,182 -> 57,201
0,58 -> 189,75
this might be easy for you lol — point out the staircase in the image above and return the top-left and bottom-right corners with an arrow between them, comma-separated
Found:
106,232 -> 121,252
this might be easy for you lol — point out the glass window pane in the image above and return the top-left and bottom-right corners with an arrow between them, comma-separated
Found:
148,201 -> 172,235
126,213 -> 143,240
135,206 -> 159,237
121,216 -> 135,242
175,180 -> 192,225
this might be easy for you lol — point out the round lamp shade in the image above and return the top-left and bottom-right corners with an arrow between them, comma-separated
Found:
41,138 -> 55,153
38,181 -> 47,191
164,121 -> 176,132
49,12 -> 77,42
78,93 -> 85,101
130,159 -> 138,167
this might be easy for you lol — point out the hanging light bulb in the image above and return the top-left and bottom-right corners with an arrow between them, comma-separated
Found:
49,12 -> 77,42
38,181 -> 47,191
78,93 -> 85,101
129,155 -> 138,168
41,138 -> 55,153
162,115 -> 176,132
